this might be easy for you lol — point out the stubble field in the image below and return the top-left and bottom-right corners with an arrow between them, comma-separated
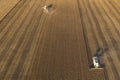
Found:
0,0 -> 120,80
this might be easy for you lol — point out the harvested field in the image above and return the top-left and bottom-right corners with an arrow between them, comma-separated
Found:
0,0 -> 120,80
0,0 -> 20,21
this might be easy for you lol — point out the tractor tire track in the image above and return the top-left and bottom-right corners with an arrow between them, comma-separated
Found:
0,0 -> 36,64
11,2 -> 46,80
98,0 -> 120,39
0,0 -> 26,31
0,0 -> 33,53
102,0 -> 120,23
0,0 -> 40,79
77,0 -> 93,68
93,0 -> 120,79
88,2 -> 118,79
82,0 -> 100,66
98,0 -> 120,60
108,0 -> 120,14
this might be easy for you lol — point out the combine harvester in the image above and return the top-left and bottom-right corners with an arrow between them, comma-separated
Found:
90,48 -> 104,72
43,4 -> 53,13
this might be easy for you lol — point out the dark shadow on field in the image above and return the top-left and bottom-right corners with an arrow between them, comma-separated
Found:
94,47 -> 109,57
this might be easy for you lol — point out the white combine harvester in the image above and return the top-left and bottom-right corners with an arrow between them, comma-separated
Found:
43,4 -> 53,13
92,56 -> 100,68
43,5 -> 48,13
90,56 -> 103,72
90,48 -> 104,71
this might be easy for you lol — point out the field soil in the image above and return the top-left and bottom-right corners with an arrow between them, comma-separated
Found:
0,0 -> 120,80
0,0 -> 20,21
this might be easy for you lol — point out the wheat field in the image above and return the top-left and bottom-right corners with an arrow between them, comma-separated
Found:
0,0 -> 120,80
